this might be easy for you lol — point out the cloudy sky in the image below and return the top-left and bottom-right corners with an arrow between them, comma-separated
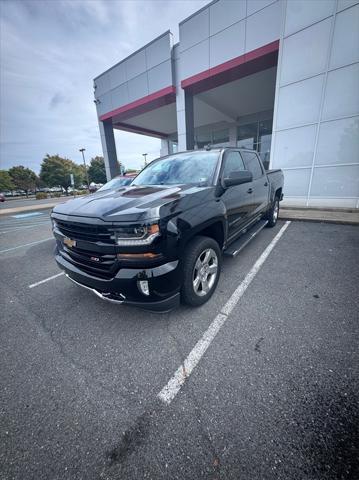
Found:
0,0 -> 208,173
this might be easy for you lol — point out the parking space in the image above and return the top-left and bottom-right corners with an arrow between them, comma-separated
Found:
0,217 -> 358,479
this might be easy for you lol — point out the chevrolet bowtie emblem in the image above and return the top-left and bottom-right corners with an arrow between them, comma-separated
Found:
63,237 -> 76,248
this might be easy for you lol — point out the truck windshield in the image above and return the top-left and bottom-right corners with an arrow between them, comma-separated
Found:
132,151 -> 219,186
97,176 -> 133,192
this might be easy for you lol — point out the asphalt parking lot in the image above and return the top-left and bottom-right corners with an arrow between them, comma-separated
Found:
0,210 -> 358,480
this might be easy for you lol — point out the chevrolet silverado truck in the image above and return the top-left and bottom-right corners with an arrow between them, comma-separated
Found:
51,148 -> 284,312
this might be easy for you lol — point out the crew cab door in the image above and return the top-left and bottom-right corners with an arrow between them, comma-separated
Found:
241,151 -> 269,215
221,150 -> 256,240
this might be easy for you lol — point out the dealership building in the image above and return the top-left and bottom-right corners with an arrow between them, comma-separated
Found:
94,0 -> 359,208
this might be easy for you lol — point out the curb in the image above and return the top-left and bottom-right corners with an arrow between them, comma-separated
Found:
279,210 -> 359,226
0,202 -> 59,216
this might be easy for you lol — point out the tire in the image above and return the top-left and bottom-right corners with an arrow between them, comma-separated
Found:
266,196 -> 280,228
181,236 -> 222,307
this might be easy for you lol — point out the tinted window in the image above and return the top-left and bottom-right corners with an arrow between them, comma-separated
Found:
97,176 -> 134,192
241,151 -> 263,180
223,151 -> 246,178
132,151 -> 219,186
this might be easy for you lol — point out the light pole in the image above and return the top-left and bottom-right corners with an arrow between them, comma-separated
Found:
79,148 -> 90,192
142,153 -> 148,167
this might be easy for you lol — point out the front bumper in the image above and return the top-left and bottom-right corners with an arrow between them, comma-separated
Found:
55,249 -> 181,312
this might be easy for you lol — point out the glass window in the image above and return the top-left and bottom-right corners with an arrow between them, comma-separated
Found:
241,151 -> 263,180
195,132 -> 212,149
97,176 -> 134,191
223,151 -> 246,178
237,123 -> 258,149
213,129 -> 229,145
238,118 -> 273,160
132,151 -> 220,186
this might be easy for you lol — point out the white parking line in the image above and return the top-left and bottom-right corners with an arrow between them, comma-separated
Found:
12,212 -> 44,219
0,237 -> 53,254
158,221 -> 291,405
29,272 -> 64,289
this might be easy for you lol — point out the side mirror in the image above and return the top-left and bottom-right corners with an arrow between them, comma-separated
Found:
223,170 -> 253,188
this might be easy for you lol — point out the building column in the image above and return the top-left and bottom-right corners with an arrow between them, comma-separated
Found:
229,125 -> 237,146
98,119 -> 120,181
160,138 -> 170,157
184,91 -> 194,150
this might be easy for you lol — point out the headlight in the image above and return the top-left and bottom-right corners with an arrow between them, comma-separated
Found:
111,223 -> 160,246
51,218 -> 58,229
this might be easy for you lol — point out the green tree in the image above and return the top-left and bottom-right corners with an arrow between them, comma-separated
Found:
8,165 -> 37,197
0,170 -> 14,191
88,156 -> 107,184
40,154 -> 84,195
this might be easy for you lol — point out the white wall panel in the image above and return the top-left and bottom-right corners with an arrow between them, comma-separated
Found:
285,0 -> 335,36
179,8 -> 209,52
247,0 -> 277,16
95,73 -> 111,97
209,0 -> 246,35
125,50 -> 147,81
146,34 -> 171,70
276,75 -> 324,129
337,0 -> 359,11
322,63 -> 359,120
310,165 -> 359,197
147,60 -> 172,93
315,116 -> 359,165
330,4 -> 359,69
110,83 -> 129,108
109,64 -> 126,89
180,40 -> 210,79
127,73 -> 148,103
283,168 -> 311,196
272,125 -> 317,168
280,18 -> 332,85
97,92 -> 113,116
209,20 -> 245,68
246,1 -> 281,52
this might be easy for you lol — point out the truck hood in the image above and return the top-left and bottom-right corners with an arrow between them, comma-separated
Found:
52,184 -> 214,223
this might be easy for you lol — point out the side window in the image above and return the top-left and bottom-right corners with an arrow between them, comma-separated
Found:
241,151 -> 263,180
223,151 -> 246,178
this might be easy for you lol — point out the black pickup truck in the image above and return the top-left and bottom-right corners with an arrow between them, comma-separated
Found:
51,148 -> 283,311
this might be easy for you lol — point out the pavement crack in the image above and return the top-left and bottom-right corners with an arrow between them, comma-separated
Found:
254,337 -> 264,353
165,311 -> 187,370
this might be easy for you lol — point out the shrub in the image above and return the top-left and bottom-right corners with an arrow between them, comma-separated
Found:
51,192 -> 62,198
75,190 -> 88,196
36,192 -> 48,200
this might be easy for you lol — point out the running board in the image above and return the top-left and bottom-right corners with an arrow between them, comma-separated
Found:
224,220 -> 268,257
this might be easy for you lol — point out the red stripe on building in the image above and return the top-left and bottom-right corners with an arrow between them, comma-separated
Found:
99,85 -> 176,122
181,40 -> 279,94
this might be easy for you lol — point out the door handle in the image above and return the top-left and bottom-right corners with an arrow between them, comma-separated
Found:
247,188 -> 253,194
264,182 -> 268,186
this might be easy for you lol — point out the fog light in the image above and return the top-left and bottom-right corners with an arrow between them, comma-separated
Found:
138,280 -> 149,296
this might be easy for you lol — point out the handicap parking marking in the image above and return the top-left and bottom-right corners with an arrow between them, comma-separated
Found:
12,212 -> 44,219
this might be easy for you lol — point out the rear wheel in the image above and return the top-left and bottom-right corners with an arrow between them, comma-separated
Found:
266,197 -> 279,228
181,236 -> 221,307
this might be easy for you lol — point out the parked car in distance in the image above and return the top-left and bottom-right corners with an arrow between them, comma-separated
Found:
0,193 -> 5,202
51,148 -> 284,312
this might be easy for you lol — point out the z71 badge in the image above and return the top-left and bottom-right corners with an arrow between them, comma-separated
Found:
63,237 -> 76,248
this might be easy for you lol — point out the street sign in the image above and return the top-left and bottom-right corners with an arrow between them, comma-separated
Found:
70,174 -> 74,186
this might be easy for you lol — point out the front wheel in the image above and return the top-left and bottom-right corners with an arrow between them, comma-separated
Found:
266,197 -> 280,228
181,236 -> 221,307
